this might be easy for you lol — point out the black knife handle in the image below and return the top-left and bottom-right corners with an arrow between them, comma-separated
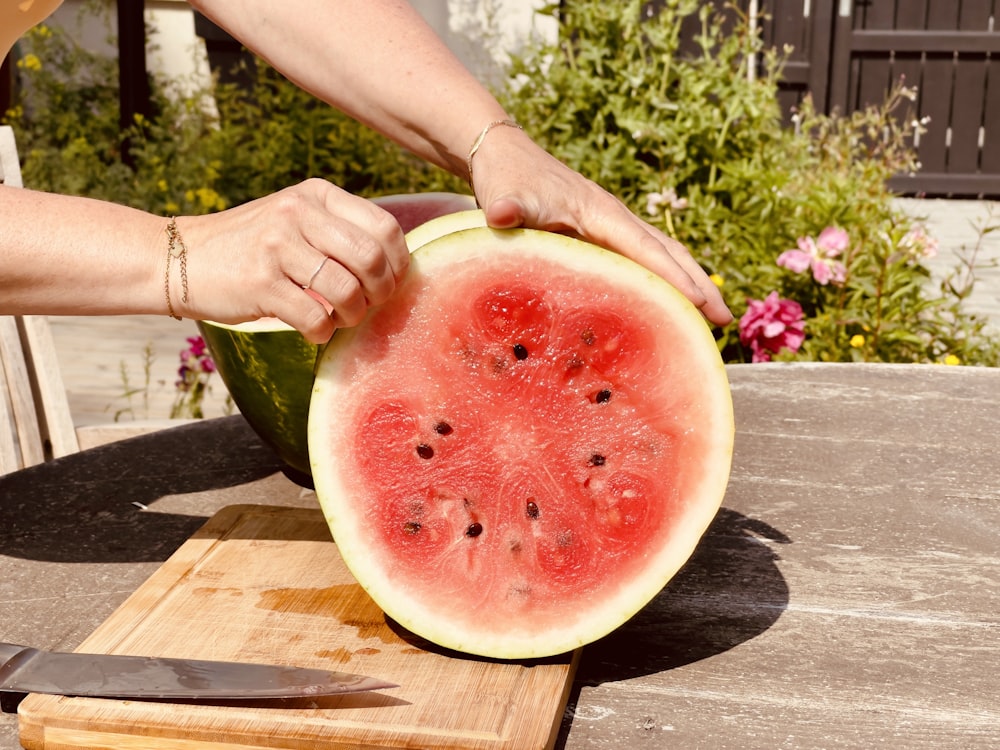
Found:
0,644 -> 34,713
0,693 -> 24,713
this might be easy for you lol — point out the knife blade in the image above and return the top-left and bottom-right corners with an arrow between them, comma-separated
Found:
0,642 -> 397,710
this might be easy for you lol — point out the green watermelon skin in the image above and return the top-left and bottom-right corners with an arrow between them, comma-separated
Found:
310,227 -> 734,659
197,320 -> 317,475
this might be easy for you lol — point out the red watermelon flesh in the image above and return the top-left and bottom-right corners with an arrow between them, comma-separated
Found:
309,227 -> 734,658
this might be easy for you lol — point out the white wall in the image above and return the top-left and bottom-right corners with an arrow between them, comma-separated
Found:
412,0 -> 557,86
47,0 -> 553,93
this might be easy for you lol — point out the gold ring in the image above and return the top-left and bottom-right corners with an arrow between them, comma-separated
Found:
304,257 -> 329,290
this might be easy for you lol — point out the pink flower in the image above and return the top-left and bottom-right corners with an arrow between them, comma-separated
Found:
777,227 -> 848,285
176,335 -> 215,389
817,226 -> 849,254
739,292 -> 806,363
810,255 -> 846,285
776,243 -> 812,274
899,225 -> 939,262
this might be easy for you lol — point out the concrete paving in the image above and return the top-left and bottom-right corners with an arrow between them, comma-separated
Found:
46,199 -> 1000,429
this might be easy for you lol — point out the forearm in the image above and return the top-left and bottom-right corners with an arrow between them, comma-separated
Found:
191,0 -> 509,178
0,186 -> 165,315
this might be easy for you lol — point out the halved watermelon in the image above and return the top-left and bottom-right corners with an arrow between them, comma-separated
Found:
198,192 -> 481,476
309,227 -> 734,659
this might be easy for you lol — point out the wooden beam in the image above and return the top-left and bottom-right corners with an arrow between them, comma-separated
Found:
889,172 -> 1000,198
116,0 -> 150,165
851,30 -> 1000,54
0,53 -> 11,116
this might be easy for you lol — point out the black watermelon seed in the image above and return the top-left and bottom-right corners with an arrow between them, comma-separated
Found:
526,500 -> 540,519
588,453 -> 606,466
416,443 -> 434,459
404,521 -> 422,534
581,328 -> 596,346
595,389 -> 612,403
513,343 -> 529,360
466,522 -> 483,538
434,421 -> 453,435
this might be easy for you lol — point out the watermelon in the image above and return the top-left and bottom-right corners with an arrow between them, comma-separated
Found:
308,227 -> 734,659
371,191 -> 477,230
198,192 -> 480,477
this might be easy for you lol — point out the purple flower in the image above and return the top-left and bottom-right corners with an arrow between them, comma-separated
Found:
739,292 -> 806,363
777,227 -> 848,285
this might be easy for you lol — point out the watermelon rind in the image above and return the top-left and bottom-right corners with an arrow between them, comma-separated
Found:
404,209 -> 487,251
309,227 -> 734,659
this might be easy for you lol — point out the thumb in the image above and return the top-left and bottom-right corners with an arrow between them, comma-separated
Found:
482,194 -> 529,229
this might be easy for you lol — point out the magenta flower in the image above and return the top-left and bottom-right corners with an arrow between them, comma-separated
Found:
777,226 -> 848,285
739,292 -> 806,363
176,335 -> 215,390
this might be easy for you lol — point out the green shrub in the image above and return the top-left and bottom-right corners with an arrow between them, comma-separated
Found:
4,15 -> 466,216
500,0 -> 1000,365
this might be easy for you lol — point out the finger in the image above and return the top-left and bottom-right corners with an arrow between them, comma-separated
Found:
485,190 -> 729,322
317,182 -> 410,286
265,279 -> 339,345
644,229 -> 734,326
299,253 -> 368,328
303,221 -> 397,308
483,196 -> 527,229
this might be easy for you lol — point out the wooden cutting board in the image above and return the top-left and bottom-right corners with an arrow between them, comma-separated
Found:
18,504 -> 579,749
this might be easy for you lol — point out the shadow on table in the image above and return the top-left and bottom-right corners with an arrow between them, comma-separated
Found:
0,416 -> 285,564
556,507 -> 791,746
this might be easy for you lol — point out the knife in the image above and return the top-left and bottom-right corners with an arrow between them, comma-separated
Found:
0,642 -> 397,711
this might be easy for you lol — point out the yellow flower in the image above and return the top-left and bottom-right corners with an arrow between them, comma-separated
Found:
943,354 -> 961,366
16,54 -> 41,71
709,273 -> 724,288
165,201 -> 180,214
849,334 -> 865,349
157,179 -> 168,193
195,187 -> 226,212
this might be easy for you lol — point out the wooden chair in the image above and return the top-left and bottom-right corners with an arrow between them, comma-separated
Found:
0,125 -> 83,473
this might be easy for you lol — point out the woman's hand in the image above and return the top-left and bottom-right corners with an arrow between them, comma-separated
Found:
468,125 -> 733,327
178,179 -> 410,343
